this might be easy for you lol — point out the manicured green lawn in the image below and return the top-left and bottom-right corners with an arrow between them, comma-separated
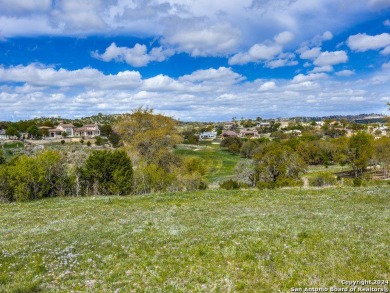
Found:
1,187 -> 389,292
174,144 -> 241,183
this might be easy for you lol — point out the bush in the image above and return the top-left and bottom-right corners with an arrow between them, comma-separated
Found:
61,140 -> 65,144
309,172 -> 337,187
220,179 -> 241,190
353,177 -> 362,187
81,150 -> 133,195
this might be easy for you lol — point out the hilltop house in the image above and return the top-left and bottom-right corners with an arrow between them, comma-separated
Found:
44,123 -> 100,139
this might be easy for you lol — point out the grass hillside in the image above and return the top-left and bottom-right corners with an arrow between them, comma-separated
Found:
1,187 -> 389,292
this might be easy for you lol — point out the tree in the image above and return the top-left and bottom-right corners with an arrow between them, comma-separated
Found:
114,108 -> 182,170
82,150 -> 133,195
5,150 -> 66,201
253,144 -> 306,188
6,125 -> 19,137
373,137 -> 390,178
27,125 -> 40,139
0,150 -> 5,164
234,159 -> 256,186
348,132 -> 374,177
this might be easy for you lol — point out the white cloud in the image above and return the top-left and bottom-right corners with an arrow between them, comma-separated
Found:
162,23 -> 241,57
311,65 -> 333,73
0,64 -> 142,89
179,67 -> 244,85
299,47 -> 321,60
380,46 -> 390,55
335,70 -> 355,76
258,81 -> 276,91
292,73 -> 328,83
274,31 -> 294,45
368,0 -> 390,9
314,51 -> 348,66
228,43 -> 282,65
347,33 -> 390,52
92,43 -> 174,67
1,62 -> 389,121
0,0 -> 51,15
382,62 -> 390,69
350,96 -> 366,101
265,59 -> 298,69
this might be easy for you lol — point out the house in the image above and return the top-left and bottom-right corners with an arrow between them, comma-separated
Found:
238,128 -> 259,139
223,122 -> 236,130
0,129 -> 17,140
57,123 -> 75,136
44,123 -> 100,139
220,130 -> 238,139
73,124 -> 100,138
257,122 -> 270,127
284,129 -> 302,137
199,131 -> 217,140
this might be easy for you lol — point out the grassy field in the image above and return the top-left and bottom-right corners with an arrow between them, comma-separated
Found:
174,144 -> 241,183
1,187 -> 389,292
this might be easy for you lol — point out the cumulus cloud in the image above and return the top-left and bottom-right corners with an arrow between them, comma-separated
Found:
92,43 -> 174,67
382,62 -> 390,69
313,51 -> 348,66
162,23 -> 241,57
228,43 -> 282,65
265,59 -> 298,69
179,67 -> 245,85
292,73 -> 328,83
347,33 -> 390,52
380,46 -> 390,55
258,81 -> 276,91
311,65 -> 333,73
1,62 -> 388,121
0,64 -> 142,89
274,31 -> 294,45
299,47 -> 321,60
335,70 -> 355,76
0,0 -> 51,15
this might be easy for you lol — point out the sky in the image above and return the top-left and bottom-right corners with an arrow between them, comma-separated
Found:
0,0 -> 390,122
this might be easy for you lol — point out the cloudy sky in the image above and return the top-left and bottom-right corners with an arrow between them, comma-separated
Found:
0,0 -> 390,121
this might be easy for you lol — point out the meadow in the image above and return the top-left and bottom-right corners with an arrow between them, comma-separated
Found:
1,187 -> 389,292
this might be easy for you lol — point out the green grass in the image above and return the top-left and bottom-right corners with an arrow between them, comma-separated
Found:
1,187 -> 389,292
174,144 -> 240,183
1,142 -> 24,149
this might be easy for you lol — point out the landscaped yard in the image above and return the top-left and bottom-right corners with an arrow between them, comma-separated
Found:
1,187 -> 389,292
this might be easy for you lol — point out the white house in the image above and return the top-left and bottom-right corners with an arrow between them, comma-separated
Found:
199,131 -> 217,140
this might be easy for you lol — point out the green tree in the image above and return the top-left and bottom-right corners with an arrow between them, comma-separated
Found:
373,137 -> 390,178
6,125 -> 19,137
348,132 -> 374,177
0,150 -> 5,164
253,144 -> 306,188
82,150 -> 133,195
5,150 -> 66,201
27,125 -> 40,139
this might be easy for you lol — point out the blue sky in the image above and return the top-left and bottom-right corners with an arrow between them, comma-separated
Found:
0,0 -> 390,121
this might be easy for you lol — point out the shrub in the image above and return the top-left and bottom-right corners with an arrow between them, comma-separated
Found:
353,177 -> 362,187
81,150 -> 133,195
61,140 -> 65,144
309,172 -> 337,187
220,179 -> 241,190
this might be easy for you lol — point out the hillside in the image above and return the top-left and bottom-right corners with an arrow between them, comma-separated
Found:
1,187 -> 389,292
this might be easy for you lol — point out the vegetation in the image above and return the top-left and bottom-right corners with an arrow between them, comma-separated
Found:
1,187 -> 389,292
